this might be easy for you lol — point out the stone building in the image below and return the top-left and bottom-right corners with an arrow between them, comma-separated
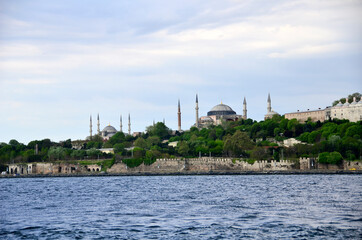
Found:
89,113 -> 133,140
329,97 -> 362,122
285,108 -> 327,122
195,95 -> 247,128
285,96 -> 362,123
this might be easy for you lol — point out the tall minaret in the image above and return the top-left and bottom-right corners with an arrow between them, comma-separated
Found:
97,113 -> 100,135
243,97 -> 247,119
120,115 -> 123,132
267,93 -> 272,113
195,94 -> 199,128
89,115 -> 93,138
177,99 -> 181,131
128,114 -> 131,135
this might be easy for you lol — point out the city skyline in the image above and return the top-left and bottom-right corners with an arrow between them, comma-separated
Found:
0,0 -> 361,144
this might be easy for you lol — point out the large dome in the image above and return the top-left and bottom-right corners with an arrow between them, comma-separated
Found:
208,103 -> 236,116
102,125 -> 117,133
101,125 -> 118,139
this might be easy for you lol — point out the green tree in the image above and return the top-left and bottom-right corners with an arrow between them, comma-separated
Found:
177,141 -> 190,157
114,143 -> 125,155
332,92 -> 361,106
108,132 -> 126,146
134,137 -> 147,149
250,147 -> 268,160
318,151 -> 343,164
223,130 -> 254,157
146,122 -> 170,139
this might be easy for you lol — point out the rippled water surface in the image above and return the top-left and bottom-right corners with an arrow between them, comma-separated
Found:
1,175 -> 361,239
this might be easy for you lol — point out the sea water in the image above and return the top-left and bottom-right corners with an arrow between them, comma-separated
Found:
0,175 -> 361,239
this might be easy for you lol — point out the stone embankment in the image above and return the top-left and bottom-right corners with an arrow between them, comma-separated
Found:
3,157 -> 361,177
108,158 -> 296,174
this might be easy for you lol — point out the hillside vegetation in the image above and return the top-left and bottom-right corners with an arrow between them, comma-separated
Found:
1,115 -> 361,171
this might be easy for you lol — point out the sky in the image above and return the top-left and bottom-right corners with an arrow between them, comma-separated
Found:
0,0 -> 361,144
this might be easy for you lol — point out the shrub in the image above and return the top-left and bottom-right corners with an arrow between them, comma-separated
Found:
318,151 -> 343,164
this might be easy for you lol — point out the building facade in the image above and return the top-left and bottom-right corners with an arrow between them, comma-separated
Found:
285,96 -> 362,122
195,95 -> 247,128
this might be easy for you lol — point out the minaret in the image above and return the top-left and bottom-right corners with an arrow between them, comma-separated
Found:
177,99 -> 181,131
163,118 -> 165,124
195,94 -> 199,128
120,115 -> 123,132
89,115 -> 93,138
243,97 -> 247,119
128,114 -> 131,135
97,113 -> 100,135
267,93 -> 272,113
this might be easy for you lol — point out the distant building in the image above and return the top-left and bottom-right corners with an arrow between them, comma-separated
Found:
329,97 -> 362,122
285,108 -> 327,122
195,94 -> 247,128
285,96 -> 362,122
101,125 -> 118,140
264,93 -> 279,120
88,113 -> 132,140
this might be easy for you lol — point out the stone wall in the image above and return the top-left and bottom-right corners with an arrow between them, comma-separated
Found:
107,158 -> 296,174
8,162 -> 93,175
344,160 -> 362,170
8,158 -> 361,175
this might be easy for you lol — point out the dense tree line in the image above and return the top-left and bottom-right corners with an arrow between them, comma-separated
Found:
1,117 -> 361,170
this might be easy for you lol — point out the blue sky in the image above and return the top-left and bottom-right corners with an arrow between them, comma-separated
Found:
0,0 -> 361,144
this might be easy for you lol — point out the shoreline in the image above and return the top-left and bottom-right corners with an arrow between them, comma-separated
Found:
1,170 -> 362,178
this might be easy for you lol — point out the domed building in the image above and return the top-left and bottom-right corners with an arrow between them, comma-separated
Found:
101,125 -> 117,140
88,114 -> 133,140
196,96 -> 247,128
207,103 -> 237,116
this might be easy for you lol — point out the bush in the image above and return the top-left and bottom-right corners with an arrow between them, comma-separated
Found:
318,151 -> 343,164
122,158 -> 144,168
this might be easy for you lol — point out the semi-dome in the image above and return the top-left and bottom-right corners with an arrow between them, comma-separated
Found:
208,103 -> 236,116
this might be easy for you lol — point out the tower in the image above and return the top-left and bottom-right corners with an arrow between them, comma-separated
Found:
128,114 -> 131,135
195,94 -> 199,128
120,115 -> 123,132
267,93 -> 272,113
97,113 -> 100,135
177,99 -> 181,131
89,115 -> 92,138
243,97 -> 247,119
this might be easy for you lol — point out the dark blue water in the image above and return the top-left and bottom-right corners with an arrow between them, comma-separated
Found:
0,175 -> 361,239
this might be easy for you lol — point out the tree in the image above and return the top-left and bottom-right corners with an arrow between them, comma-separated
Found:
108,132 -> 126,146
146,136 -> 161,148
133,147 -> 145,158
113,143 -> 125,155
318,151 -> 343,164
250,147 -> 268,160
332,92 -> 361,106
146,122 -> 170,139
223,130 -> 254,157
134,137 -> 147,149
61,139 -> 72,148
177,141 -> 189,157
86,148 -> 101,158
48,147 -> 66,160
